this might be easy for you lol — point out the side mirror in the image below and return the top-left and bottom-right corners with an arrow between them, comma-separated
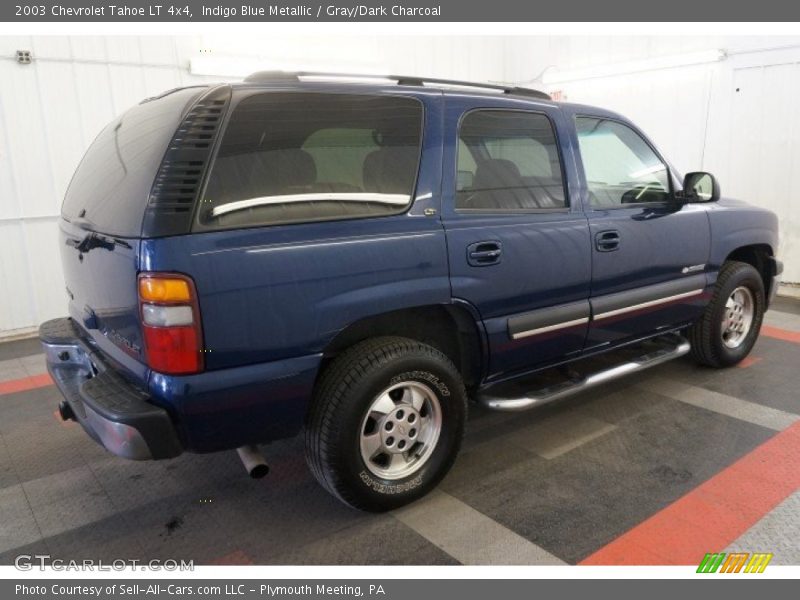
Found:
682,171 -> 720,203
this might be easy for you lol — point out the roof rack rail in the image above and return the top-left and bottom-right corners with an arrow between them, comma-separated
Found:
243,71 -> 551,100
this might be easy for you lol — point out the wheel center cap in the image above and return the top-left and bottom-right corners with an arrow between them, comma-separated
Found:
379,405 -> 422,452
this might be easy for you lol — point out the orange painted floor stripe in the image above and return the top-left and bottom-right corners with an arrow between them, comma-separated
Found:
736,355 -> 762,369
580,421 -> 800,565
761,325 -> 800,344
0,373 -> 53,395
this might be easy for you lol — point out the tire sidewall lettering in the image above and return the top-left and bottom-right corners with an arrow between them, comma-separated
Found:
389,370 -> 450,397
359,470 -> 423,494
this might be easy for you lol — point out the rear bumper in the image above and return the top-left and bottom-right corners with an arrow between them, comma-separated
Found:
147,351 -> 321,453
39,318 -> 183,460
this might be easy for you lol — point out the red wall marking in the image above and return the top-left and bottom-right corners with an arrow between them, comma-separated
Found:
0,373 -> 53,395
580,421 -> 800,565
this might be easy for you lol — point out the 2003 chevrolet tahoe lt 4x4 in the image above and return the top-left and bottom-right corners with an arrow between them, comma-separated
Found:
40,72 -> 782,511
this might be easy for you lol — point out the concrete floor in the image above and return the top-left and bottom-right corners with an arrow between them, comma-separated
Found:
1,297 -> 799,566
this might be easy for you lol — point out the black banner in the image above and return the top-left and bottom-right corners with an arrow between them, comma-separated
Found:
5,579 -> 799,599
4,0 -> 800,22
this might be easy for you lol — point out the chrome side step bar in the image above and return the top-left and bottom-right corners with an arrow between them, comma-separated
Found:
479,334 -> 691,412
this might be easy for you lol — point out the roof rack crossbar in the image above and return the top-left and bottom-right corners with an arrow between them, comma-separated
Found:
243,71 -> 551,100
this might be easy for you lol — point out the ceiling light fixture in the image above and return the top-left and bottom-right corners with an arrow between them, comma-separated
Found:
542,49 -> 726,85
189,55 -> 388,79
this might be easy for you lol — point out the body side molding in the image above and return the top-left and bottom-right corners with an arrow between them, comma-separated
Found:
508,300 -> 591,340
590,274 -> 707,321
504,274 -> 707,340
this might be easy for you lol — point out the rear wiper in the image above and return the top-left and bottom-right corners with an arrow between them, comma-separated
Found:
66,232 -> 120,253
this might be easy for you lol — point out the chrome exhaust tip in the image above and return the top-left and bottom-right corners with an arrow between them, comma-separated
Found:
236,445 -> 270,479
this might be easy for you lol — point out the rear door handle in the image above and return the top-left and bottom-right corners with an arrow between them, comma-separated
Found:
595,230 -> 620,252
467,241 -> 502,266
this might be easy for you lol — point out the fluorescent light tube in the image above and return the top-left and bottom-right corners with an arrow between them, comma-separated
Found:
189,56 -> 387,79
542,49 -> 726,85
190,56 -> 279,78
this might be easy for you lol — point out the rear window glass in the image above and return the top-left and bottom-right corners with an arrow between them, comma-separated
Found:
62,87 -> 204,237
197,93 -> 423,230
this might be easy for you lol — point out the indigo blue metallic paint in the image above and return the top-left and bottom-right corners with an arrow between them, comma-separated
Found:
59,219 -> 149,383
52,81 -> 781,454
706,198 -> 780,271
137,88 -> 448,450
148,353 -> 321,451
560,104 -> 714,348
440,94 -> 592,379
581,203 -> 712,347
141,89 -> 447,370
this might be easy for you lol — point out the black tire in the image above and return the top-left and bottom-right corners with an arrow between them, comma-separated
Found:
305,336 -> 467,512
688,261 -> 765,368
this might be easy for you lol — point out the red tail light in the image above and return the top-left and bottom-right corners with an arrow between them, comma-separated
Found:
138,273 -> 204,375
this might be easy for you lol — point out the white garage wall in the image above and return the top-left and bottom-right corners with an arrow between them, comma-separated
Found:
0,36 -> 205,338
504,36 -> 800,284
0,35 -> 509,338
1,35 -> 798,338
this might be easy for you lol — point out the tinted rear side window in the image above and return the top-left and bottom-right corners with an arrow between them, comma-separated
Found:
62,87 -> 205,237
197,93 -> 423,230
456,110 -> 566,211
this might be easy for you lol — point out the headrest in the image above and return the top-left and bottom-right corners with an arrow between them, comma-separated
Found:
274,148 -> 316,186
362,147 -> 416,193
473,159 -> 522,191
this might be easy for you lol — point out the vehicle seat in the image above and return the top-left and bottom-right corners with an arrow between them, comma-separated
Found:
461,159 -> 527,209
205,148 -> 318,202
362,147 -> 418,194
461,159 -> 564,209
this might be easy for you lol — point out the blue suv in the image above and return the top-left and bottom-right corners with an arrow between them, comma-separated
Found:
40,72 -> 782,511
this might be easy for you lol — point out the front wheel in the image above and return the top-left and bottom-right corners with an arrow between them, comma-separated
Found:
688,261 -> 765,367
305,337 -> 467,511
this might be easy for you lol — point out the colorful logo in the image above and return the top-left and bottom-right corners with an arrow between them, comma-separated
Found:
697,552 -> 773,573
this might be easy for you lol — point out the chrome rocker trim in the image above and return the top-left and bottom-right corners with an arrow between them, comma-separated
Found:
479,333 -> 691,412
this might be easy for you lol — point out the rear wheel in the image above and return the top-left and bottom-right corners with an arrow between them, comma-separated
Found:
688,261 -> 765,367
305,337 -> 467,511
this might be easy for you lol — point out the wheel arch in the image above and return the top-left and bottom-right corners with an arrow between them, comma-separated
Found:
316,303 -> 486,391
724,243 -> 778,301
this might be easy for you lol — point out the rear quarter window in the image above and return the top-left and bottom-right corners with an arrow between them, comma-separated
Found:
62,87 -> 205,237
196,93 -> 424,230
